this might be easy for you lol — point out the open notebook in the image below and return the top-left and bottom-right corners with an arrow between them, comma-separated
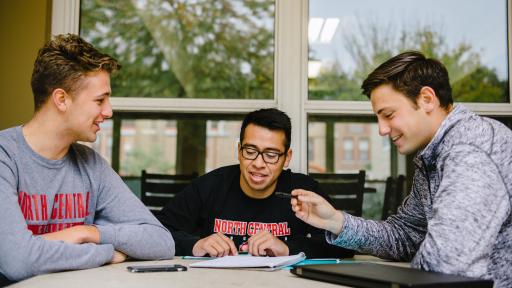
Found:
190,252 -> 306,269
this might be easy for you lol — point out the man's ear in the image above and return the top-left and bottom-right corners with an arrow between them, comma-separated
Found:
417,86 -> 439,113
237,142 -> 242,162
283,148 -> 292,169
51,88 -> 70,112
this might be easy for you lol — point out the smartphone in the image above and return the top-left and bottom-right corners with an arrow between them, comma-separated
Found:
127,264 -> 187,273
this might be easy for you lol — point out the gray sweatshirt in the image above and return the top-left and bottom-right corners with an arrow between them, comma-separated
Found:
328,105 -> 511,287
0,126 -> 175,281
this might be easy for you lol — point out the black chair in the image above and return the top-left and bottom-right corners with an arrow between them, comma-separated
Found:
140,170 -> 198,214
309,170 -> 366,217
381,175 -> 406,220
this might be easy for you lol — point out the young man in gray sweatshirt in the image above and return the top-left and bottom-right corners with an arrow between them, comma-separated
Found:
291,51 -> 511,287
0,34 -> 175,283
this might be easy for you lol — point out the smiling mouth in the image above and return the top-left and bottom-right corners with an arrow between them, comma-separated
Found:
391,135 -> 402,143
249,172 -> 268,182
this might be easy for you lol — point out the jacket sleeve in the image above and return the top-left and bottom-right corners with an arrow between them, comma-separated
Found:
327,169 -> 428,261
328,144 -> 509,274
411,145 -> 509,276
92,163 -> 175,260
156,181 -> 205,256
0,153 -> 113,281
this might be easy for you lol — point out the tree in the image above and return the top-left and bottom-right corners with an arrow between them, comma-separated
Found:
309,22 -> 508,103
81,0 -> 275,174
81,0 -> 275,99
122,145 -> 174,176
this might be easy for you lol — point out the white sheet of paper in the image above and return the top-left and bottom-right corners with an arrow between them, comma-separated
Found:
189,252 -> 306,269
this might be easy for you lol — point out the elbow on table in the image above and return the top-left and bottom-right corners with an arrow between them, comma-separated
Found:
1,256 -> 39,282
134,231 -> 175,260
160,233 -> 175,259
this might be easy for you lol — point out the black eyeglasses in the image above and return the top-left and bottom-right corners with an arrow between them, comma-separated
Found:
240,146 -> 285,164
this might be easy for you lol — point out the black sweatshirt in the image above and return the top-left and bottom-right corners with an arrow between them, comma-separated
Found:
157,164 -> 354,258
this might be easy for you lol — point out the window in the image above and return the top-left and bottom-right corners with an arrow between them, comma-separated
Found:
308,0 -> 509,103
306,0 -> 511,219
76,0 -> 275,176
342,138 -> 354,161
80,0 -> 275,100
54,0 -> 511,219
307,122 -> 326,172
359,138 -> 369,161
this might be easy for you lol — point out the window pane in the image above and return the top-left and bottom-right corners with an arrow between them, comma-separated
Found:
308,118 -> 391,219
308,120 -> 390,177
112,118 -> 243,177
308,122 -> 327,172
342,138 -> 354,161
308,0 -> 509,103
80,0 -> 275,99
119,119 -> 177,176
359,138 -> 369,161
205,120 -> 242,172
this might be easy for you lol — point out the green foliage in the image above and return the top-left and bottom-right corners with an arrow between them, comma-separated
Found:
452,67 -> 508,102
121,145 -> 174,176
309,24 -> 508,103
81,0 -> 275,99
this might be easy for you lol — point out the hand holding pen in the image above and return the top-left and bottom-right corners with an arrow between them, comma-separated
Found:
290,189 -> 345,236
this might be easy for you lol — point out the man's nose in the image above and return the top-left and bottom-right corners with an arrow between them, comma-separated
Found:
252,153 -> 266,167
378,120 -> 390,136
102,99 -> 113,119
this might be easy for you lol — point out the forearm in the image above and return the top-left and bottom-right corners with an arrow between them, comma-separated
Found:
41,225 -> 100,244
328,212 -> 424,261
0,236 -> 113,281
96,223 -> 174,260
94,167 -> 175,260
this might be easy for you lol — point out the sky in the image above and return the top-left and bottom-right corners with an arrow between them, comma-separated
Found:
309,0 -> 508,79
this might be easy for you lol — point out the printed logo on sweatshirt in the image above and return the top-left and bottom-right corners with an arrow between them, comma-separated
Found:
18,191 -> 90,235
213,218 -> 291,237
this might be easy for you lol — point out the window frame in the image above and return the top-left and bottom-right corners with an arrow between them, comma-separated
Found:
52,0 -> 512,174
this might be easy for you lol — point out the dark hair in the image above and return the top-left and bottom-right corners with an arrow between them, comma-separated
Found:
361,51 -> 453,109
240,108 -> 292,152
31,34 -> 121,111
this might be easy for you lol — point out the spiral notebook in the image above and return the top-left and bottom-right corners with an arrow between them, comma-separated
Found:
190,252 -> 306,269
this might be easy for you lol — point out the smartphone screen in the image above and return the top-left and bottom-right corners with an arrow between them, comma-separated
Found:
127,264 -> 187,273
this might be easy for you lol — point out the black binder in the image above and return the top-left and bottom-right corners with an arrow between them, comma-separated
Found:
291,262 -> 493,288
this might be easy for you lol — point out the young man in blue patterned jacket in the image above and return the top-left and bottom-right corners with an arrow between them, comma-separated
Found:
291,51 -> 511,287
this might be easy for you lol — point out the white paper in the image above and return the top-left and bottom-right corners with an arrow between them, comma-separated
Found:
189,252 -> 306,269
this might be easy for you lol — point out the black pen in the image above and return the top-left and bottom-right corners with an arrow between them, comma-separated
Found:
274,191 -> 297,199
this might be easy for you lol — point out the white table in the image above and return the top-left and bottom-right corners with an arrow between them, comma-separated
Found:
10,256 -> 409,288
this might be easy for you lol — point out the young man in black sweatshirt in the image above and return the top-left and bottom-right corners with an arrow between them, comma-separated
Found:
157,108 -> 353,258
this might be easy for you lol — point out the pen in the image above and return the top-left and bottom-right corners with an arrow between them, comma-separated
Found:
274,191 -> 297,199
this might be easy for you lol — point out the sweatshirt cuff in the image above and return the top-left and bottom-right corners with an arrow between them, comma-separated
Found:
326,211 -> 352,245
96,225 -> 116,246
97,243 -> 116,263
